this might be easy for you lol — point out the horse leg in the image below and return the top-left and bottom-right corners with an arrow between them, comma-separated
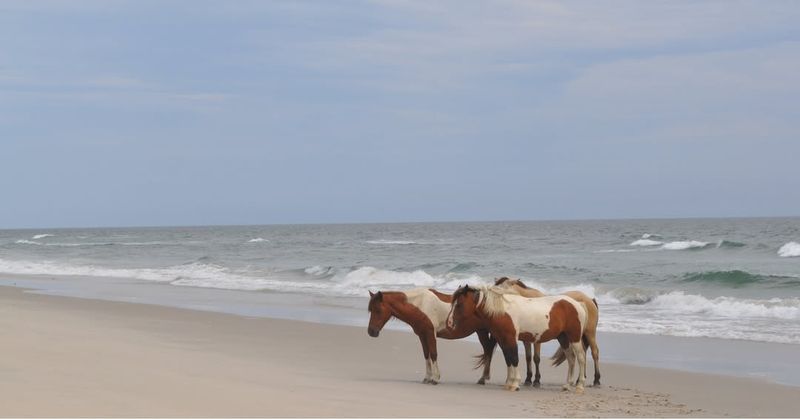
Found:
588,333 -> 601,386
574,340 -> 587,394
499,338 -> 521,391
523,341 -> 533,385
533,341 -> 542,388
562,344 -> 576,392
476,330 -> 496,385
426,332 -> 440,385
417,333 -> 432,384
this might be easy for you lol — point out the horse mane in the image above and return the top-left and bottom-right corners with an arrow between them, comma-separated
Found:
461,285 -> 511,318
494,277 -> 530,289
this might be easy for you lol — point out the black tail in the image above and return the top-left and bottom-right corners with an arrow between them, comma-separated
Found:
474,352 -> 490,370
550,346 -> 567,367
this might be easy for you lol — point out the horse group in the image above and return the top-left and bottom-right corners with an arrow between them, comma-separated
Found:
367,278 -> 600,394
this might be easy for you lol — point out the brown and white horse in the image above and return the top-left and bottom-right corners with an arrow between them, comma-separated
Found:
494,277 -> 601,386
367,288 -> 497,384
447,285 -> 588,393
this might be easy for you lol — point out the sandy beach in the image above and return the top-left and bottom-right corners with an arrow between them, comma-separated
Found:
0,285 -> 797,417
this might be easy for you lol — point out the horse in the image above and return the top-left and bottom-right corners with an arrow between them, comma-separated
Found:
367,288 -> 497,385
494,277 -> 601,387
447,285 -> 588,393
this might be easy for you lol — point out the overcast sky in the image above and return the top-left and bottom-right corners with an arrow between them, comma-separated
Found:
1,1 -> 798,228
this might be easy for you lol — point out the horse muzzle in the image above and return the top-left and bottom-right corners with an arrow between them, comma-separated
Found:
368,328 -> 380,337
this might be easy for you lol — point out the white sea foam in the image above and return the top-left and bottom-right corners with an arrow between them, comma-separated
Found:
15,239 -> 42,245
630,239 -> 663,247
330,266 -> 481,295
647,291 -> 799,320
248,238 -> 268,243
661,240 -> 710,250
32,234 -> 54,239
778,242 -> 800,258
366,240 -> 417,245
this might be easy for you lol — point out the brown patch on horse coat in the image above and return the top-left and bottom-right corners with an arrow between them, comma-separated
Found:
539,299 -> 583,344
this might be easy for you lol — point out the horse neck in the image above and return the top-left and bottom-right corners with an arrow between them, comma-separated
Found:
385,293 -> 430,328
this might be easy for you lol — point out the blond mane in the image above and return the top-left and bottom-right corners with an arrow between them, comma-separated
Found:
474,285 -> 515,318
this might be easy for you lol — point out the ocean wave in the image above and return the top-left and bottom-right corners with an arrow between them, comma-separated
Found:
248,238 -> 268,243
630,239 -> 663,247
365,240 -> 417,245
716,240 -> 746,248
661,240 -> 711,250
600,287 -> 657,304
641,233 -> 661,239
304,265 -> 334,276
32,234 -> 54,239
15,239 -> 42,245
778,242 -> 800,258
681,270 -> 799,287
647,292 -> 799,320
330,266 -> 482,295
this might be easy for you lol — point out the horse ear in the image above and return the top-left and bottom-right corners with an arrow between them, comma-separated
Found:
369,290 -> 374,297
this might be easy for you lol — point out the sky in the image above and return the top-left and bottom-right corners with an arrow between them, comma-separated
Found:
1,0 -> 799,228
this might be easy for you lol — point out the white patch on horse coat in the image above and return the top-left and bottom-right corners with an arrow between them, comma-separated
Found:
403,288 -> 451,332
477,286 -> 587,342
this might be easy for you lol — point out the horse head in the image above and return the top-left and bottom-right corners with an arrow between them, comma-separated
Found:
447,285 -> 482,329
367,291 -> 392,337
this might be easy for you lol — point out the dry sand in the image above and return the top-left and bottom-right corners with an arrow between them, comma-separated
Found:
1,286 -> 798,417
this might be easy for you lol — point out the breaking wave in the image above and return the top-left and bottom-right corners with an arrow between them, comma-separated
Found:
661,240 -> 712,250
630,239 -> 663,247
779,242 -> 800,258
248,238 -> 268,243
32,234 -> 54,239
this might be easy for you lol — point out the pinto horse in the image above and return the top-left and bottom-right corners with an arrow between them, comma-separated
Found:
367,288 -> 497,385
494,277 -> 601,386
447,285 -> 588,393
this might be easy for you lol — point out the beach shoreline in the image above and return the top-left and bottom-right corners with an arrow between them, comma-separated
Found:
2,284 -> 799,417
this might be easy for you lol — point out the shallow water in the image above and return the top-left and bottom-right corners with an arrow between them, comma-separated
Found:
1,217 -> 799,343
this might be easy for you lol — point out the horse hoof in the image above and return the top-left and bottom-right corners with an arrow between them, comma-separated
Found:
594,380 -> 601,387
422,378 -> 430,384
477,379 -> 486,385
523,379 -> 532,386
562,384 -> 570,392
430,380 -> 438,385
575,386 -> 585,395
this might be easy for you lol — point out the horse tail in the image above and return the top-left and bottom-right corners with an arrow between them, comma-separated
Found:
582,334 -> 590,352
473,352 -> 491,370
550,346 -> 567,367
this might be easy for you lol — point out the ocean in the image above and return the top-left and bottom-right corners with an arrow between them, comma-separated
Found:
1,218 -> 799,346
